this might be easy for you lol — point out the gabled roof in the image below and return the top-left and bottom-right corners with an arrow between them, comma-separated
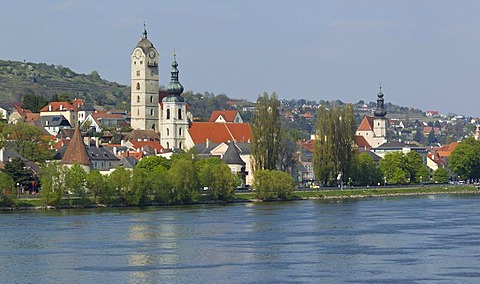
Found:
354,135 -> 371,149
222,143 -> 245,166
208,110 -> 239,122
376,141 -> 408,148
0,102 -> 15,111
130,141 -> 164,154
40,102 -> 78,112
25,113 -> 40,122
357,116 -> 374,131
60,126 -> 92,165
297,139 -> 314,153
124,130 -> 159,142
39,115 -> 71,127
188,122 -> 253,144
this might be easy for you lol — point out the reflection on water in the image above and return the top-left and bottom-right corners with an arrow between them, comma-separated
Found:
2,195 -> 480,283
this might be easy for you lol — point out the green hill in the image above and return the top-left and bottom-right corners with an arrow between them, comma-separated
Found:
0,59 -> 130,109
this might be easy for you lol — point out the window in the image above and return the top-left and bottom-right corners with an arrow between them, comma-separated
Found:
137,96 -> 140,103
179,142 -> 182,149
166,109 -> 170,119
178,108 -> 182,120
134,61 -> 136,65
152,124 -> 155,131
167,128 -> 169,136
150,96 -> 153,103
179,128 -> 182,136
140,61 -> 143,65
137,109 -> 139,115
136,83 -> 140,90
136,70 -> 140,76
166,142 -> 170,149
150,109 -> 153,116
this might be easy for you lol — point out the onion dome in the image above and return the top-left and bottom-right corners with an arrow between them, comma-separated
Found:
164,52 -> 184,102
374,86 -> 387,117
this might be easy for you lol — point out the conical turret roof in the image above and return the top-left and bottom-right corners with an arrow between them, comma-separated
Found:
60,125 -> 92,165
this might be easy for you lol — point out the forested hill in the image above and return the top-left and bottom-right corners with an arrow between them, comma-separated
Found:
0,59 -> 130,109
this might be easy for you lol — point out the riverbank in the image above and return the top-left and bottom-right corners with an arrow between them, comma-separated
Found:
1,185 -> 478,211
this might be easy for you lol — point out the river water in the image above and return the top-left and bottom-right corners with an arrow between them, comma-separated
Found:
2,195 -> 480,283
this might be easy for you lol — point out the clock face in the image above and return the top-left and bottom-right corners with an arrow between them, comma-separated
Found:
149,50 -> 156,59
134,49 -> 142,59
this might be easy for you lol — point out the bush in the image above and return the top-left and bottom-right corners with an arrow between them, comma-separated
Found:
254,170 -> 295,201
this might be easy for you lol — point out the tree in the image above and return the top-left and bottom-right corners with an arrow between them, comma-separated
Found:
353,152 -> 382,186
449,137 -> 480,182
252,92 -> 284,170
169,156 -> 197,204
136,155 -> 171,171
404,151 -> 430,183
64,164 -> 87,203
108,167 -> 133,205
1,122 -> 52,162
379,151 -> 429,184
253,170 -> 295,201
413,129 -> 424,144
427,129 -> 437,145
197,157 -> 237,201
40,162 -> 65,206
131,168 -> 150,206
313,104 -> 356,186
433,167 -> 450,184
3,158 -> 35,190
22,92 -> 48,113
0,172 -> 14,194
85,170 -> 108,204
150,165 -> 172,204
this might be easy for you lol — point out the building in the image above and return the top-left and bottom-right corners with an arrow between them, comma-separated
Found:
356,87 -> 388,148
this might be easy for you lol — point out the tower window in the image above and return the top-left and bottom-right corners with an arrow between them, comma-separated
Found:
167,128 -> 170,136
152,124 -> 156,131
136,70 -> 140,76
179,128 -> 182,136
140,61 -> 143,65
150,96 -> 153,103
179,142 -> 182,149
137,109 -> 139,115
166,109 -> 170,119
137,96 -> 140,103
136,83 -> 140,90
178,108 -> 182,120
150,109 -> 153,116
167,142 -> 170,149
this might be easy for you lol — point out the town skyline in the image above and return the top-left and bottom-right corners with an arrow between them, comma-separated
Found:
1,1 -> 479,116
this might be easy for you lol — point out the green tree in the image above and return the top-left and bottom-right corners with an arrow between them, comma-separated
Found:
150,165 -> 172,204
169,156 -> 197,204
1,122 -> 52,162
197,157 -> 238,201
136,155 -> 171,171
3,158 -> 35,190
353,152 -> 382,186
404,151 -> 430,183
313,104 -> 356,186
108,167 -> 133,205
85,170 -> 108,204
253,169 -> 295,201
64,164 -> 87,203
22,92 -> 48,113
252,92 -> 284,170
449,137 -> 480,181
427,129 -> 437,145
413,129 -> 424,144
40,162 -> 65,206
433,167 -> 450,184
131,168 -> 150,206
0,172 -> 14,194
379,152 -> 409,185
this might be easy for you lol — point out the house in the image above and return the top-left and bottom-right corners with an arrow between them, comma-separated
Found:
82,110 -> 128,133
40,101 -> 78,127
221,143 -> 248,187
371,141 -> 427,161
185,122 -> 253,149
297,139 -> 315,187
39,115 -> 71,136
425,110 -> 439,117
0,102 -> 15,121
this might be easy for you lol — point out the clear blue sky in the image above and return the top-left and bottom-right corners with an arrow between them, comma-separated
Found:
1,0 -> 479,116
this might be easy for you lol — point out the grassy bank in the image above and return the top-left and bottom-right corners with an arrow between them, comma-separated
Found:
2,185 -> 479,210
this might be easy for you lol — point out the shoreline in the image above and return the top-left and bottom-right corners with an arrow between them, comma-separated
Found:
2,186 -> 479,211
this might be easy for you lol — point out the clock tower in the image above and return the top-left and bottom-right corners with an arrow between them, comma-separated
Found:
130,26 -> 159,131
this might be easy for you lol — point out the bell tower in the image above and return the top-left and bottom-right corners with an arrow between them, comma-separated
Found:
130,25 -> 159,131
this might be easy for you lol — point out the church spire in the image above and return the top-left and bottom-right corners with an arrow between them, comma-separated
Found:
374,85 -> 387,117
166,51 -> 184,97
142,22 -> 147,39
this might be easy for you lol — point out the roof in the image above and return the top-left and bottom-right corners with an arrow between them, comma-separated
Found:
188,122 -> 253,144
376,141 -> 408,149
222,143 -> 245,166
118,156 -> 139,169
60,126 -> 92,165
354,135 -> 371,149
208,110 -> 239,122
25,113 -> 41,122
40,102 -> 78,112
0,102 -> 14,111
130,141 -> 164,154
124,130 -> 160,142
87,146 -> 119,161
357,116 -> 374,131
297,139 -> 314,153
39,115 -> 71,127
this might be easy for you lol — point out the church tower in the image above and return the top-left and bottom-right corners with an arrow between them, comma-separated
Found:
130,25 -> 159,131
373,86 -> 387,138
160,53 -> 189,150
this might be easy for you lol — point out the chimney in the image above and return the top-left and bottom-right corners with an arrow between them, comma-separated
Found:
206,138 -> 210,148
95,137 -> 100,148
48,105 -> 52,111
120,139 -> 125,146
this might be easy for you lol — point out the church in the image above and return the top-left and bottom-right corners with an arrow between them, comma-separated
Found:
130,26 -> 191,150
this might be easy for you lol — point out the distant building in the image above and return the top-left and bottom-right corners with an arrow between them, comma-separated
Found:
356,87 -> 388,148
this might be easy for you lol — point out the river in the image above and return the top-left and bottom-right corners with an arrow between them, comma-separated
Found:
2,195 -> 480,283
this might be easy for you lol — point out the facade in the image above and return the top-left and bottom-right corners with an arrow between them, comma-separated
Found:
356,88 -> 388,148
40,102 -> 78,128
130,27 -> 159,131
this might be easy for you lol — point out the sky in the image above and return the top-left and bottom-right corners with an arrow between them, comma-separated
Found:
1,0 -> 479,117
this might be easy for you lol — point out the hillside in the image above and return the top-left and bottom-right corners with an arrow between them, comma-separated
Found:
0,59 -> 130,109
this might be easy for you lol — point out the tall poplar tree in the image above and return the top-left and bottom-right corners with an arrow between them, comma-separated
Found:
252,92 -> 284,170
313,104 -> 356,186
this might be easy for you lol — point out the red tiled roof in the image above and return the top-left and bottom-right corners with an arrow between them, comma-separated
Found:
121,151 -> 143,160
357,116 -> 374,131
354,135 -> 371,149
303,113 -> 314,119
60,125 -> 92,165
188,122 -> 253,144
40,102 -> 78,112
25,113 -> 40,122
208,110 -> 239,122
130,141 -> 164,152
297,139 -> 314,152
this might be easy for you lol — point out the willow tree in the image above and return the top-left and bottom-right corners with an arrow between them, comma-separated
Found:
313,104 -> 356,186
252,92 -> 284,170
